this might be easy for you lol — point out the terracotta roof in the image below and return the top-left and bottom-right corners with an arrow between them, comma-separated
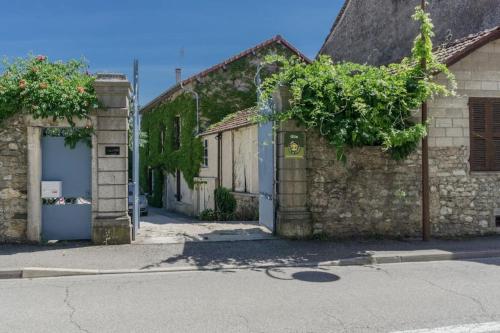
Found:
141,35 -> 311,114
200,107 -> 258,136
434,25 -> 500,66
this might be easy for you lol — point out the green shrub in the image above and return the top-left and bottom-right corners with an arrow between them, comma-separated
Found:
199,209 -> 217,221
214,187 -> 237,221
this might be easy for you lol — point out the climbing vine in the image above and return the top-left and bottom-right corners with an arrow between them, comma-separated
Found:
258,7 -> 456,161
141,43 -> 296,189
0,55 -> 98,146
141,94 -> 203,189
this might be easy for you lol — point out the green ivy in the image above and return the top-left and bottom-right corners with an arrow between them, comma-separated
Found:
0,55 -> 98,146
141,43 -> 296,189
141,94 -> 203,189
258,7 -> 456,161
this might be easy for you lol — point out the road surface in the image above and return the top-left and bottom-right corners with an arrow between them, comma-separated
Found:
1,258 -> 500,332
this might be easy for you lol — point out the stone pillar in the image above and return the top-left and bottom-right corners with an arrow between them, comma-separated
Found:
26,126 -> 42,242
92,74 -> 131,245
274,88 -> 312,238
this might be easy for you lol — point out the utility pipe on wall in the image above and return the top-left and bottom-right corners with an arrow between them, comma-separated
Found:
177,68 -> 200,134
421,0 -> 431,241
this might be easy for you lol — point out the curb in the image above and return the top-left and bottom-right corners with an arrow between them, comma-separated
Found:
2,249 -> 500,280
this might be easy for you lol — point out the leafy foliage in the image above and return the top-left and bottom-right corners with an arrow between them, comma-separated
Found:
214,187 -> 237,221
141,94 -> 203,189
44,126 -> 94,148
199,208 -> 217,221
258,7 -> 456,161
141,43 -> 296,189
0,55 -> 98,146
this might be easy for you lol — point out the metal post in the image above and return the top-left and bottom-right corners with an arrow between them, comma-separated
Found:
421,0 -> 431,241
133,59 -> 140,237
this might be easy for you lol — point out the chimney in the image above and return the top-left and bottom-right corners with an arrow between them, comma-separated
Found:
175,68 -> 182,84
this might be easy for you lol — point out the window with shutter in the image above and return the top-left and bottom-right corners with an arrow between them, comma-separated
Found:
469,98 -> 500,171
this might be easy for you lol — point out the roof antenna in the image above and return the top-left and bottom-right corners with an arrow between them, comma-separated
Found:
445,29 -> 453,43
177,47 -> 200,134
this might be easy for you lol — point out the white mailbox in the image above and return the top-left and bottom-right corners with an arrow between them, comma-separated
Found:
41,181 -> 62,198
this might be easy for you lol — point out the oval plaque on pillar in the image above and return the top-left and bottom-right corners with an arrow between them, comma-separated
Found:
284,131 -> 305,159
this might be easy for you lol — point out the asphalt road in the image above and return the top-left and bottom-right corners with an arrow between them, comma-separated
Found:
2,258 -> 500,333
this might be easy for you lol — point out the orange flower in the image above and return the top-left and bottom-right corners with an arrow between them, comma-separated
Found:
77,86 -> 85,94
36,55 -> 46,62
39,82 -> 48,89
19,80 -> 26,89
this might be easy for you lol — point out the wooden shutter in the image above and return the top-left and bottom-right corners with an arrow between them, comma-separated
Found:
493,100 -> 500,170
469,98 -> 500,171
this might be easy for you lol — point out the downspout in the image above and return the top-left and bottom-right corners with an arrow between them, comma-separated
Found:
177,68 -> 200,134
216,132 -> 222,188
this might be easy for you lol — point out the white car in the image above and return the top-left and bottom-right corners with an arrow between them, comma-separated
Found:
128,183 -> 148,216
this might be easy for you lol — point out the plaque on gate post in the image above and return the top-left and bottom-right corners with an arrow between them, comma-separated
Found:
284,132 -> 305,159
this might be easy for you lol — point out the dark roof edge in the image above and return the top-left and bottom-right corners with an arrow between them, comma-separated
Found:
443,26 -> 500,66
140,35 -> 311,114
317,0 -> 351,58
199,121 -> 254,137
199,107 -> 258,136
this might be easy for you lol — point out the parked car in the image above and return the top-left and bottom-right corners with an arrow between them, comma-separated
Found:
128,183 -> 148,216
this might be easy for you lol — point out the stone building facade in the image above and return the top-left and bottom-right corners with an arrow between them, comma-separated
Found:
140,36 -> 308,217
0,115 -> 28,242
0,74 -> 131,244
278,31 -> 500,239
191,108 -> 260,220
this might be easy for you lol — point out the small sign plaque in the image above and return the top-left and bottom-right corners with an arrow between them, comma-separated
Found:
105,146 -> 121,156
41,181 -> 62,198
284,132 -> 305,159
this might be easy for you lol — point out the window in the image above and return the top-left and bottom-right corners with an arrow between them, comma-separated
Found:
173,116 -> 181,150
176,169 -> 181,201
202,139 -> 209,167
469,98 -> 500,171
160,129 -> 165,153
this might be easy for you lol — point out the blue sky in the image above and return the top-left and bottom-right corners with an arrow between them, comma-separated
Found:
0,1 -> 343,104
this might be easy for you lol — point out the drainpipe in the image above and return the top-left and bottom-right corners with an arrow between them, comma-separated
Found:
216,132 -> 222,188
177,68 -> 200,134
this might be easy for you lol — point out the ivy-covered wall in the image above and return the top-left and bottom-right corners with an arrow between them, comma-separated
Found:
140,42 -> 297,205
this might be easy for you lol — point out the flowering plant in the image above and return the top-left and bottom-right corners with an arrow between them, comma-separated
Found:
0,55 -> 98,146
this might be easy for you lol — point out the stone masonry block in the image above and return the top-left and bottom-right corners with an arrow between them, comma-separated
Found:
481,81 -> 499,91
98,109 -> 128,117
96,130 -> 127,144
471,71 -> 500,81
98,157 -> 127,171
98,185 -> 127,199
445,128 -> 463,137
452,118 -> 469,128
435,118 -> 452,128
464,81 -> 482,90
97,117 -> 128,131
435,137 -> 454,147
429,127 -> 445,138
98,198 -> 127,213
453,137 -> 470,146
98,171 -> 128,185
92,215 -> 131,245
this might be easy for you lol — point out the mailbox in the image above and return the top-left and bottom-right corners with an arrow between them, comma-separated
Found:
41,181 -> 62,198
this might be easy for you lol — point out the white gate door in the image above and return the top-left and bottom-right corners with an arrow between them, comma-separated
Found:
258,105 -> 275,232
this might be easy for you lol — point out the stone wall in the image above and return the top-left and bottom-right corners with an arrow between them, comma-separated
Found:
232,192 -> 259,221
0,74 -> 131,244
304,39 -> 500,239
307,136 -> 499,238
0,115 -> 28,242
308,135 -> 422,238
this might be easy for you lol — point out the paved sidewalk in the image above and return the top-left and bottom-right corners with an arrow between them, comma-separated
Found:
135,208 -> 273,244
1,236 -> 499,272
